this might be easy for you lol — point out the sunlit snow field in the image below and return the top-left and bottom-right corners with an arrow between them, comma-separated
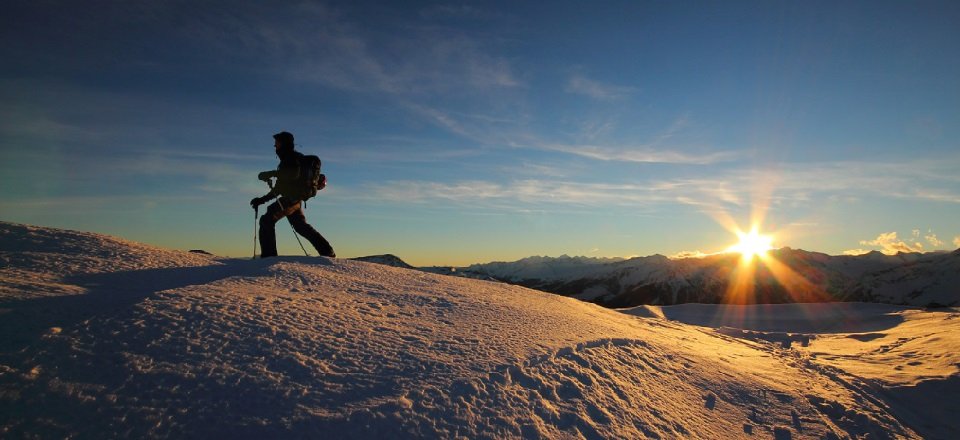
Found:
1,222 -> 957,439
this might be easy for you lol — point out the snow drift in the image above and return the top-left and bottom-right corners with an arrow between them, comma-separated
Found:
1,221 -> 956,438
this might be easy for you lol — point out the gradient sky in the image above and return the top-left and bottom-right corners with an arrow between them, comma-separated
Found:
2,1 -> 959,266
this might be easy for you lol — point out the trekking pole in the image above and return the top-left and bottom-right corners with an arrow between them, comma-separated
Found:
252,205 -> 259,259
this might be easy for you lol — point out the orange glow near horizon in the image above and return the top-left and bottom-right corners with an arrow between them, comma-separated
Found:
721,221 -> 772,305
718,220 -> 829,306
712,170 -> 829,306
726,227 -> 774,261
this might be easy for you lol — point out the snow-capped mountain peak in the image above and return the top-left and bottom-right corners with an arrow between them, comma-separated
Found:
450,248 -> 959,307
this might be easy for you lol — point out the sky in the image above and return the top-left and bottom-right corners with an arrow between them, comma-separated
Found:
1,0 -> 959,266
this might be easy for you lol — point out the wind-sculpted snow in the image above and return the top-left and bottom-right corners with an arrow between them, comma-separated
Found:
2,222 -> 955,438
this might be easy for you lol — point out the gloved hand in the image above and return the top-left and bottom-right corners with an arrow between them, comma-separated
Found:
250,196 -> 268,208
258,171 -> 275,182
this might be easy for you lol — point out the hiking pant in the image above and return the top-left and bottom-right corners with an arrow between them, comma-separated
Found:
259,197 -> 335,257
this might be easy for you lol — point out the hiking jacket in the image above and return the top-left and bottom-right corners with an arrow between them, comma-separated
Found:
261,149 -> 305,201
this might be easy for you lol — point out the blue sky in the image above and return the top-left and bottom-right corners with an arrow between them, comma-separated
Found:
2,1 -> 959,265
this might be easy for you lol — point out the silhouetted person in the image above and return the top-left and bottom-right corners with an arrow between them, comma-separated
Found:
250,131 -> 335,258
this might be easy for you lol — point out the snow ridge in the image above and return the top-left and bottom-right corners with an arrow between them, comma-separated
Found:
2,222 -> 955,438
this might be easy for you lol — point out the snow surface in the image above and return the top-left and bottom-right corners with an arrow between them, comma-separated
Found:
1,221 -> 957,438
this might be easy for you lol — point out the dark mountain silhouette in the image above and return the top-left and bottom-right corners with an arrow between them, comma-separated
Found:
421,248 -> 959,307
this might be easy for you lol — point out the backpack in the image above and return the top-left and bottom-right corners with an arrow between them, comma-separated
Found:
298,154 -> 326,200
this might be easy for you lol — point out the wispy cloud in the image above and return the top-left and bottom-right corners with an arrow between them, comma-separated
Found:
357,177 -> 738,213
535,142 -> 741,165
322,143 -> 482,164
498,113 -> 739,166
180,6 -> 734,172
233,14 -> 523,96
350,154 -> 960,218
500,162 -> 573,178
565,74 -> 636,100
361,179 -> 634,206
388,104 -> 730,169
737,158 -> 960,206
650,114 -> 691,144
405,104 -> 477,138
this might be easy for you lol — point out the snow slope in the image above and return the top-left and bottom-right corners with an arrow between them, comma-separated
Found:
1,221 -> 955,438
624,303 -> 960,438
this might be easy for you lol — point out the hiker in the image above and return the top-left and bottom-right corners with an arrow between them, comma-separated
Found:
250,131 -> 335,258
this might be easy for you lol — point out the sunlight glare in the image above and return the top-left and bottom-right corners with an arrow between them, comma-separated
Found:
726,228 -> 774,260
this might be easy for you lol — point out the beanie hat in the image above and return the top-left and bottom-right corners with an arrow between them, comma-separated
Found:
273,131 -> 295,150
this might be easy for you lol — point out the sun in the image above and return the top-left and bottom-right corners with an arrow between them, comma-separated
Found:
726,228 -> 774,260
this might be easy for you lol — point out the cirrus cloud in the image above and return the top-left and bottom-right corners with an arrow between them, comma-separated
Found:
565,74 -> 636,100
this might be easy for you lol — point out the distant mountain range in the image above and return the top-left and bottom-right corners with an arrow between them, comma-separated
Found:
373,249 -> 960,307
